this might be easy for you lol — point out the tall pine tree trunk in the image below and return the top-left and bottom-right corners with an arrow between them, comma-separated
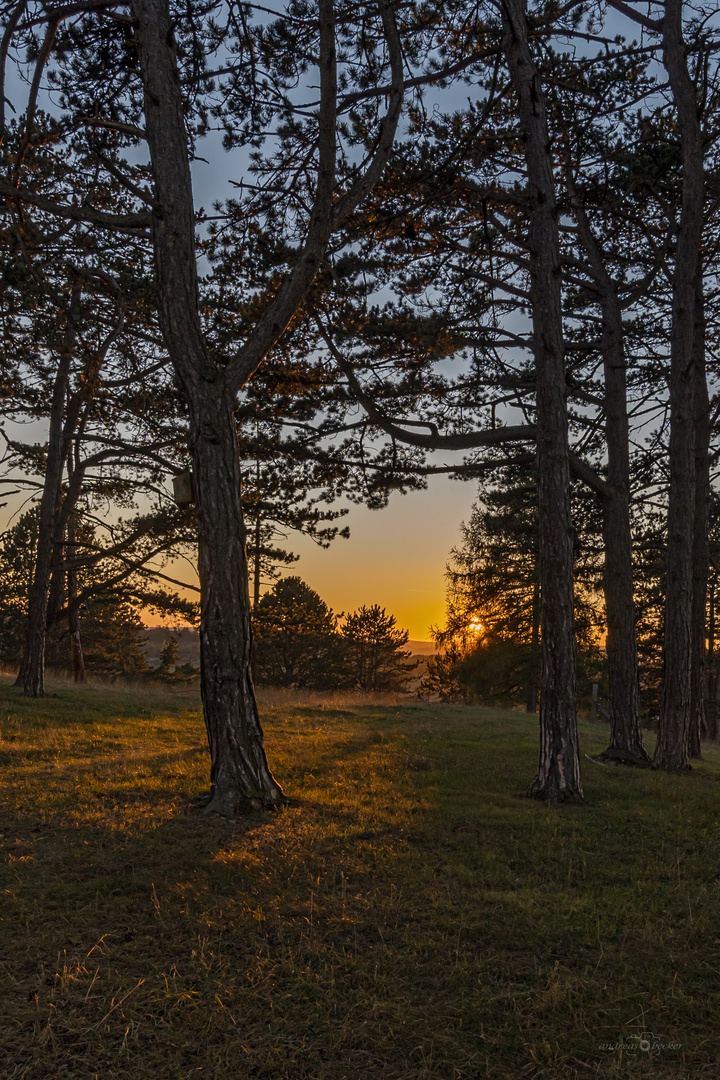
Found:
192,386 -> 283,814
66,512 -> 85,683
68,595 -> 85,683
133,0 -> 402,812
708,583 -> 719,741
690,275 -> 709,754
565,180 -> 648,766
46,514 -> 67,634
597,288 -> 649,766
654,0 -> 704,772
502,0 -> 582,802
16,283 -> 81,697
133,0 -> 284,814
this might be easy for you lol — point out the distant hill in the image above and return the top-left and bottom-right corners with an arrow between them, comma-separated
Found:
406,640 -> 436,656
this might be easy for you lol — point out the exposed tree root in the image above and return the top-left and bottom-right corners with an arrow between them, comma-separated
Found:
597,747 -> 652,768
202,783 -> 286,818
651,761 -> 693,775
526,783 -> 590,807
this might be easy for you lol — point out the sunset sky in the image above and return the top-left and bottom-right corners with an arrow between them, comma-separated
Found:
1,418 -> 480,643
286,475 -> 478,642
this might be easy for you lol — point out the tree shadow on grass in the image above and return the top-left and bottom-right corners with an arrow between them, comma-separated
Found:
1,709 -> 718,1079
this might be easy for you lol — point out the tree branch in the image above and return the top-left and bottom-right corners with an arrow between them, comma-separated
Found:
0,178 -> 152,230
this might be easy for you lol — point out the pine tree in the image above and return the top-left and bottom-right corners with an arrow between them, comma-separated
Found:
341,605 -> 416,692
425,464 -> 605,709
427,471 -> 540,709
253,577 -> 342,689
0,0 -> 421,813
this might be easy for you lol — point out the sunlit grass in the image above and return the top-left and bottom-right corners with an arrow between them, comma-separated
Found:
1,673 -> 719,1078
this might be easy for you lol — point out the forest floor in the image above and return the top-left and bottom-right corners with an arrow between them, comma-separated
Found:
1,675 -> 719,1079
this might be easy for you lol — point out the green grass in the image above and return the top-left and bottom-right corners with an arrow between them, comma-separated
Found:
1,675 -> 720,1078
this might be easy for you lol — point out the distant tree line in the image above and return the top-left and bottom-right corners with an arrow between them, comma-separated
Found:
0,526 -> 416,691
0,506 -> 199,680
254,577 -> 417,692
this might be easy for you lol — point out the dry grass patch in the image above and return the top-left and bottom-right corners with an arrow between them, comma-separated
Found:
1,675 -> 720,1078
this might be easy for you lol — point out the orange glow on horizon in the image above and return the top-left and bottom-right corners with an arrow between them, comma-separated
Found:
139,478 -> 479,644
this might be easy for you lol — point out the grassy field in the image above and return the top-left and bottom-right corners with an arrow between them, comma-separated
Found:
1,676 -> 720,1079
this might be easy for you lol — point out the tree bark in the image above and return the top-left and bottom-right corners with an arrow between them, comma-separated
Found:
654,0 -> 704,772
66,511 -> 86,682
599,493 -> 648,764
16,282 -> 81,696
46,503 -> 68,634
597,287 -> 649,766
502,0 -> 583,802
690,274 -> 708,754
132,0 -> 286,814
192,386 -> 283,813
526,578 -> 539,713
708,581 -> 718,739
565,185 -> 649,766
